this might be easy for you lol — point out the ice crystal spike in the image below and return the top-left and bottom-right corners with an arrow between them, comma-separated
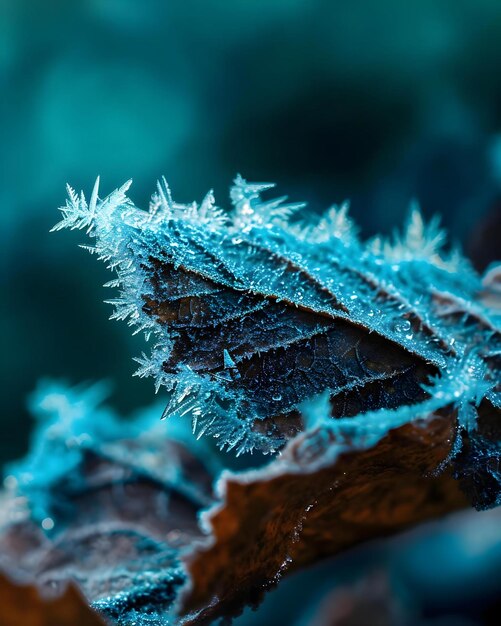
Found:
54,177 -> 500,464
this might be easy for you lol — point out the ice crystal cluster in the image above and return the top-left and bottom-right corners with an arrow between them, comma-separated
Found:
53,176 -> 499,478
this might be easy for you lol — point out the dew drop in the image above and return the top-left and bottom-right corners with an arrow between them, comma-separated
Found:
394,319 -> 411,333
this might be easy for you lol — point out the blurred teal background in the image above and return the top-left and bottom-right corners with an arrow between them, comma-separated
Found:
2,0 -> 501,465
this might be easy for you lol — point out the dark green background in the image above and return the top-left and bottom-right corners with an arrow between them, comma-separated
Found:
2,0 -> 501,466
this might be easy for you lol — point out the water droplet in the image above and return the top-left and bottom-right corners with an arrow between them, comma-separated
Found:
394,319 -> 411,333
272,393 -> 282,402
42,517 -> 55,531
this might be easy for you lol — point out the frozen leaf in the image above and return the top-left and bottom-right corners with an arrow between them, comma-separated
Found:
179,407 -> 469,624
0,383 -> 215,626
54,178 -> 499,459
